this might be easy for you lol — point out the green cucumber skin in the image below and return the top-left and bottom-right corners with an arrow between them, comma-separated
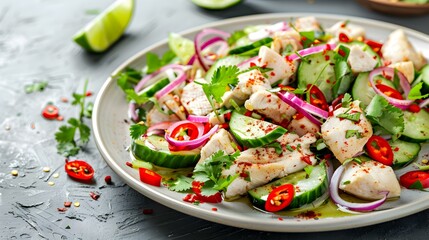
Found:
413,64 -> 429,94
401,110 -> 429,143
352,73 -> 396,107
131,137 -> 200,169
228,37 -> 273,56
390,139 -> 421,169
229,111 -> 287,148
138,78 -> 170,97
247,164 -> 328,211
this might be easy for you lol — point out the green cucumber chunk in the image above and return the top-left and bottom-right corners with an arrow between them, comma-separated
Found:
228,37 -> 273,56
191,0 -> 242,10
413,64 -> 429,95
229,111 -> 287,148
131,135 -> 200,169
137,78 -> 169,97
248,163 -> 328,210
401,110 -> 429,143
352,72 -> 396,107
205,55 -> 249,82
390,139 -> 421,169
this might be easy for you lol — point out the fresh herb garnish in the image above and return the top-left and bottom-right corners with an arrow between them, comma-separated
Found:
337,111 -> 361,122
333,45 -> 353,98
193,150 -> 240,196
304,165 -> 314,176
165,175 -> 193,192
365,95 -> 404,140
130,122 -> 148,140
342,157 -> 363,165
408,82 -> 429,100
315,139 -> 327,151
345,130 -> 363,139
145,50 -> 177,74
342,180 -> 351,185
341,93 -> 352,108
227,30 -> 246,46
24,80 -> 49,94
286,144 -> 294,152
55,80 -> 92,157
264,141 -> 283,155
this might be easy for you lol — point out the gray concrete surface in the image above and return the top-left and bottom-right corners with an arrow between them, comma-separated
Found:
1,0 -> 429,239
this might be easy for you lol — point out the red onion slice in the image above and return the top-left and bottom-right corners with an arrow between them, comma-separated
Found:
277,91 -> 328,126
248,21 -> 289,41
329,165 -> 389,212
147,121 -> 174,136
286,43 -> 337,62
154,70 -> 187,100
187,115 -> 210,123
194,29 -> 231,71
419,98 -> 429,108
134,64 -> 186,92
165,123 -> 219,150
369,67 -> 413,110
128,103 -> 139,122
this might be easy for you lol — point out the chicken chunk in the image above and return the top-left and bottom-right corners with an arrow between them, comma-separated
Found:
287,115 -> 320,137
381,29 -> 427,70
198,129 -> 236,163
294,16 -> 322,32
389,61 -> 415,83
222,133 -> 317,199
347,45 -> 378,73
258,46 -> 298,85
244,91 -> 296,126
222,69 -> 271,108
180,81 -> 213,116
321,100 -> 373,163
339,160 -> 401,200
271,29 -> 303,55
327,21 -> 365,41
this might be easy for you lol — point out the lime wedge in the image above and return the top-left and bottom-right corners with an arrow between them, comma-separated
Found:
168,33 -> 195,64
191,0 -> 242,10
73,0 -> 134,52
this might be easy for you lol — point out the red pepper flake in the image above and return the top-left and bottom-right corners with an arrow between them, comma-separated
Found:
89,191 -> 100,200
56,115 -> 64,121
212,207 -> 218,212
270,72 -> 276,77
408,104 -> 421,113
60,97 -> 69,103
64,201 -> 72,208
85,91 -> 93,97
295,210 -> 321,219
30,122 -> 35,129
278,217 -> 283,221
250,62 -> 256,67
324,55 -> 330,61
143,209 -> 154,215
394,147 -> 400,152
57,207 -> 67,212
338,49 -> 346,57
339,33 -> 350,43
126,162 -> 133,168
239,172 -> 249,178
300,156 -> 312,165
104,175 -> 112,185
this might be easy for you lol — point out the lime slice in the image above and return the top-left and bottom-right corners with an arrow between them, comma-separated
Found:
191,0 -> 242,10
73,0 -> 134,52
168,33 -> 195,64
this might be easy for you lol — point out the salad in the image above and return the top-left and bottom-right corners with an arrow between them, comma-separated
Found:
116,16 -> 429,214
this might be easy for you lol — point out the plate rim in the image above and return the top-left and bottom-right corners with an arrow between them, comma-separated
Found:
93,13 -> 429,232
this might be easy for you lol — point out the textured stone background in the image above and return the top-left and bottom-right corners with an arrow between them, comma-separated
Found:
1,0 -> 429,239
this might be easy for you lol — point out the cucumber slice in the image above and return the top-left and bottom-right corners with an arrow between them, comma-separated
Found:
413,64 -> 429,94
137,78 -> 169,97
228,37 -> 273,56
390,139 -> 421,169
131,135 -> 200,169
401,110 -> 429,143
191,0 -> 242,10
248,163 -> 328,210
352,72 -> 396,107
229,111 -> 287,148
205,55 -> 249,82
297,51 -> 336,102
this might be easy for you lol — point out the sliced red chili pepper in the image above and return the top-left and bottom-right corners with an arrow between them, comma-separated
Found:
307,84 -> 329,111
375,84 -> 403,100
408,104 -> 421,113
65,160 -> 94,181
139,168 -> 162,187
365,135 -> 394,166
339,32 -> 350,43
42,104 -> 59,120
265,184 -> 295,212
191,181 -> 222,203
170,123 -> 199,141
364,39 -> 383,54
399,171 -> 429,189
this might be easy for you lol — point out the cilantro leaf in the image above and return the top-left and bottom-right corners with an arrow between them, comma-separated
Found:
57,142 -> 80,157
333,46 -> 353,98
304,165 -> 314,176
264,141 -> 283,155
130,122 -> 148,140
145,51 -> 177,74
116,67 -> 142,91
337,112 -> 361,122
24,81 -> 48,94
55,125 -> 77,143
124,89 -> 150,104
166,175 -> 193,192
341,93 -> 352,108
227,30 -> 246,46
365,95 -> 404,140
345,130 -> 363,139
408,82 -> 429,100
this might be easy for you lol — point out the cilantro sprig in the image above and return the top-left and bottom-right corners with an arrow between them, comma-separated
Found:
24,80 -> 49,94
193,150 -> 240,196
55,80 -> 93,157
130,122 -> 148,140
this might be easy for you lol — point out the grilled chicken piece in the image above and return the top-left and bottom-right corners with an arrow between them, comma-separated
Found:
198,129 -> 236,163
327,21 -> 365,41
347,45 -> 378,73
381,29 -> 427,70
258,46 -> 297,85
146,108 -> 179,126
223,133 -> 317,199
389,61 -> 415,83
244,91 -> 296,125
321,100 -> 373,163
287,115 -> 320,137
222,69 -> 271,108
180,81 -> 213,116
271,29 -> 303,55
294,16 -> 322,32
339,160 -> 401,200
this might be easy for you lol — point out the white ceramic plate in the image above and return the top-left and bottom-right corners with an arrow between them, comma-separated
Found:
93,13 -> 429,232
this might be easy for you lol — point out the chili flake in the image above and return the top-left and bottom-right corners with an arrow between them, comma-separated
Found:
90,191 -> 100,200
143,209 -> 154,215
64,202 -> 72,207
